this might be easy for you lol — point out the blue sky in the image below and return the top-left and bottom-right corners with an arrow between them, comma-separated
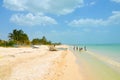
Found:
0,0 -> 120,44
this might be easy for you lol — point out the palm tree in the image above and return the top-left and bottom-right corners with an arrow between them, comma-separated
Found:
8,29 -> 29,45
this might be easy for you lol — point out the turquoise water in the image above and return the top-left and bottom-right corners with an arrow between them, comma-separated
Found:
70,44 -> 120,80
86,44 -> 120,62
76,44 -> 120,63
76,44 -> 120,70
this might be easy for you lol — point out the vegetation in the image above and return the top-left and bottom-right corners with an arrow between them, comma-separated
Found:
31,36 -> 61,45
0,40 -> 15,47
31,36 -> 52,45
52,42 -> 61,45
8,29 -> 30,45
0,29 -> 61,47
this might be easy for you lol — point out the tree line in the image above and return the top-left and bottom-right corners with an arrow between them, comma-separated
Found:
0,29 -> 61,47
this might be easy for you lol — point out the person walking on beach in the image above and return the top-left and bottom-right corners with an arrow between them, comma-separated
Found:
79,47 -> 83,52
84,46 -> 87,51
73,46 -> 75,50
76,46 -> 78,51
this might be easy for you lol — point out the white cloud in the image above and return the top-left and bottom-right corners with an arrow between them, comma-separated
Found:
3,0 -> 84,26
68,11 -> 120,27
89,1 -> 96,5
3,0 -> 27,11
112,0 -> 120,3
86,1 -> 96,6
3,0 -> 84,15
10,13 -> 57,26
108,11 -> 120,25
69,19 -> 104,27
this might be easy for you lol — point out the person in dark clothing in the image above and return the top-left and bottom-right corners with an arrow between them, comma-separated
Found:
84,46 -> 87,51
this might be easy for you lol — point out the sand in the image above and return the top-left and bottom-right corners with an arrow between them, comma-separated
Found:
0,45 -> 82,80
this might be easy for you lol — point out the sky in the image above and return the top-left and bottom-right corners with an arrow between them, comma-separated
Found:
0,0 -> 120,44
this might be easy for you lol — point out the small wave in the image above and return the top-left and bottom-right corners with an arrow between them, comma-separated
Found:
86,51 -> 120,68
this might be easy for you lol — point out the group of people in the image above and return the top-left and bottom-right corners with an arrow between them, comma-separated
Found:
73,46 -> 87,51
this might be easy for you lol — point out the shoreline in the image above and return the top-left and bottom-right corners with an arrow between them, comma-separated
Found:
72,47 -> 120,80
0,45 -> 82,80
1,45 -> 120,80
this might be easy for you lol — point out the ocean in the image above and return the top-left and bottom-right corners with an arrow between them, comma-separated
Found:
86,44 -> 120,62
70,44 -> 120,80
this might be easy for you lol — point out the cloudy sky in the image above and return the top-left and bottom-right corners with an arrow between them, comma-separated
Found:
0,0 -> 120,44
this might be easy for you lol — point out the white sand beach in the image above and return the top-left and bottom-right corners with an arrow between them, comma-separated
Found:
0,45 -> 81,80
